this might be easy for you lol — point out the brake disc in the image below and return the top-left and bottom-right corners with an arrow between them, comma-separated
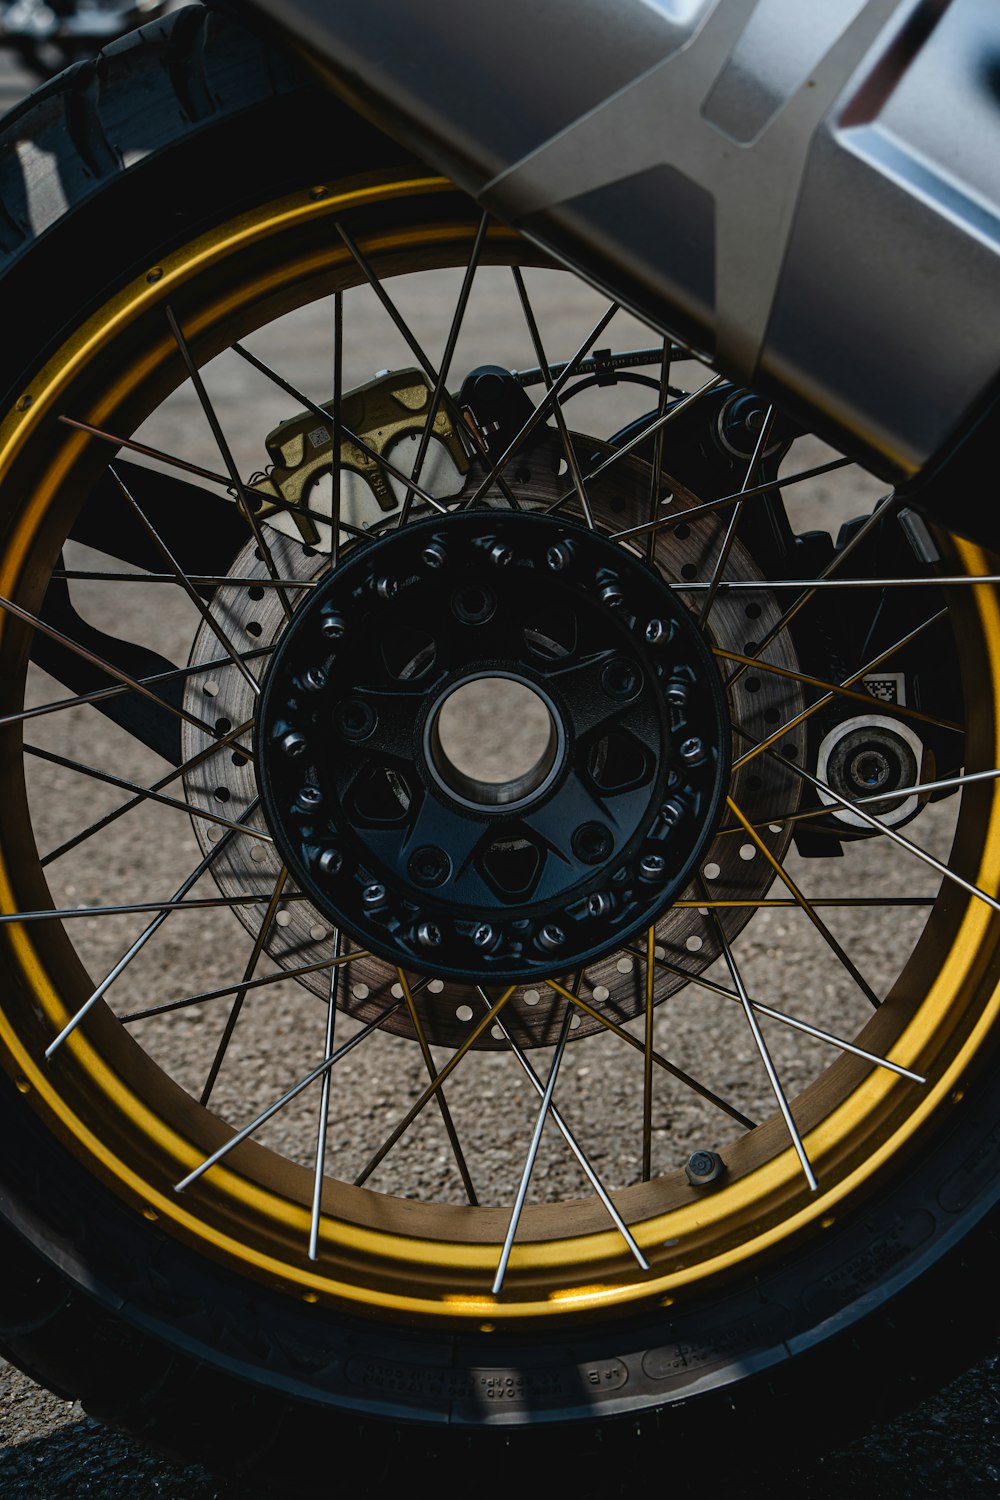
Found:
182,427 -> 805,1046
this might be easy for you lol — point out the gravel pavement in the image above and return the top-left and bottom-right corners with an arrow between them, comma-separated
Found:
0,33 -> 998,1500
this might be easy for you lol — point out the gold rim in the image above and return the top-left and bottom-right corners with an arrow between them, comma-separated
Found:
0,172 -> 998,1323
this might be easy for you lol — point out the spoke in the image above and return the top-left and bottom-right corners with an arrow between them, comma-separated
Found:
702,893 -> 818,1191
698,406 -> 775,629
713,647 -> 961,735
309,930 -> 342,1261
1,890 -> 297,928
732,764 -> 1000,837
25,742 -> 272,849
330,290 -> 344,570
45,808 -> 257,1056
609,457 -> 852,544
109,465 -> 261,696
493,998 -> 574,1294
642,924 -> 655,1181
677,573 -> 1000,592
42,715 -> 255,866
725,497 -> 900,690
544,978 -> 756,1129
52,569 -> 313,589
120,947 -> 365,1024
726,795 -> 883,1010
464,301 -> 619,508
511,266 -> 594,528
174,998 -> 404,1193
2,649 -> 266,735
732,607 -> 949,772
740,727 -> 1000,917
0,589 -> 222,741
478,987 -> 648,1272
397,968 -> 478,1206
354,986 -> 518,1187
673,896 -> 935,908
645,338 -> 672,566
58,416 -> 370,542
167,307 -> 294,619
199,866 -> 289,1106
398,213 -> 490,527
232,341 -> 449,518
629,945 -> 925,1082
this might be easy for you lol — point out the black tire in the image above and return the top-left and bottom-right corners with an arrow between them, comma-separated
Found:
0,6 -> 998,1494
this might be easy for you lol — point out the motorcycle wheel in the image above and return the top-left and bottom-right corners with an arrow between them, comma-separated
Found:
0,6 -> 997,1493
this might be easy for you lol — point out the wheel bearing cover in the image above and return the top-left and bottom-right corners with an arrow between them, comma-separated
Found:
257,511 -> 730,981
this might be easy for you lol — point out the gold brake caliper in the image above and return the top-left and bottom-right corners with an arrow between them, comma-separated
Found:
254,368 -> 470,543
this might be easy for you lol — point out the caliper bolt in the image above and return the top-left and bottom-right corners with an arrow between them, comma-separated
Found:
279,730 -> 308,758
685,1150 -> 726,1187
639,853 -> 667,880
490,541 -> 514,568
319,608 -> 347,641
335,698 -> 377,742
546,542 -> 571,572
421,542 -> 447,569
473,922 -> 496,949
417,920 -> 443,949
407,846 -> 452,888
538,923 -> 565,951
645,618 -> 673,645
572,822 -> 613,863
362,882 -> 387,907
680,736 -> 706,765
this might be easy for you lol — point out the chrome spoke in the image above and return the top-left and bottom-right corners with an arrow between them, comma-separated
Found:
120,947 -> 364,1025
309,930 -> 342,1261
645,337 -> 672,566
52,569 -> 313,590
478,987 -> 648,1271
1,890 -> 297,928
397,968 -> 479,1206
698,406 -> 775,629
642,924 -> 655,1181
492,998 -> 574,1294
174,998 -> 404,1194
330,290 -> 344,571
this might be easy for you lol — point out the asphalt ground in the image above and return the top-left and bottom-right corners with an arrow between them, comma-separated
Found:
0,32 -> 998,1500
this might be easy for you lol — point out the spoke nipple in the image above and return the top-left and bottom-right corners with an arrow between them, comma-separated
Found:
572,822 -> 614,864
645,618 -> 674,645
376,575 -> 398,600
538,922 -> 565,951
679,736 -> 706,766
638,853 -> 666,881
362,882 -> 388,908
319,608 -> 347,641
417,920 -> 443,948
421,542 -> 448,569
547,543 -> 571,572
489,541 -> 514,568
685,1150 -> 726,1187
317,847 -> 343,876
472,922 -> 496,949
278,729 -> 309,757
408,846 -> 452,888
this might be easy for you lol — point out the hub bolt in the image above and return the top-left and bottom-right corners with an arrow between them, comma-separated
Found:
417,920 -> 443,948
599,581 -> 624,608
680,736 -> 706,765
408,846 -> 452,888
362,882 -> 387,907
490,542 -> 513,568
335,698 -> 377,742
639,853 -> 666,880
572,822 -> 613,864
473,922 -> 496,948
547,543 -> 571,572
421,542 -> 447,569
279,729 -> 308,758
317,847 -> 342,876
660,799 -> 685,828
538,923 -> 565,951
297,784 -> 323,808
665,677 -> 689,708
375,575 -> 398,600
645,618 -> 673,645
602,659 -> 643,700
319,608 -> 347,641
587,892 -> 612,919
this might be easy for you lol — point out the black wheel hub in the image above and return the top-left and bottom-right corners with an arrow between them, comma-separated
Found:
258,511 -> 730,981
